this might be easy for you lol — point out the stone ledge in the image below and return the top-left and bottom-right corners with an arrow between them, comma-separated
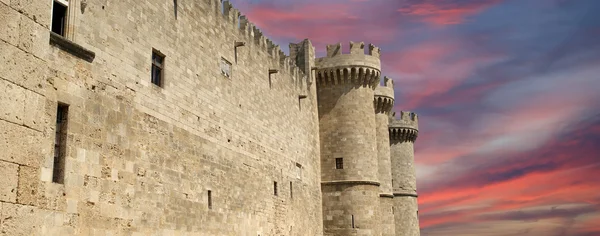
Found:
393,192 -> 418,198
379,193 -> 394,198
49,32 -> 95,63
321,180 -> 380,186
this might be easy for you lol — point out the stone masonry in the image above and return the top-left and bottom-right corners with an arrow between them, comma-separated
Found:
0,0 -> 420,235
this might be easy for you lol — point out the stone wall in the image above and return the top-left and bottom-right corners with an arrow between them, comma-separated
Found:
0,0 -> 323,235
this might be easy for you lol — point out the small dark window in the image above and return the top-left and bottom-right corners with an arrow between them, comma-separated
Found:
207,190 -> 212,209
351,215 -> 355,228
53,103 -> 69,184
290,181 -> 293,199
274,181 -> 278,196
173,0 -> 178,19
335,158 -> 344,169
51,1 -> 68,36
152,50 -> 165,87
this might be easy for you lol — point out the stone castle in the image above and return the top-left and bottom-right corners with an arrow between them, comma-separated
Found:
0,0 -> 420,235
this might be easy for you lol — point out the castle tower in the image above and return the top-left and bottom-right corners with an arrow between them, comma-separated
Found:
374,77 -> 396,236
389,112 -> 420,236
316,42 -> 382,235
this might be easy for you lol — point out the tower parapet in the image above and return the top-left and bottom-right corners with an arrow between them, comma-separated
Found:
389,111 -> 419,142
315,42 -> 381,88
374,76 -> 395,114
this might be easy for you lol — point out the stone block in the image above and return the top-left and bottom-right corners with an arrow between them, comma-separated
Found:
0,3 -> 19,46
0,41 -> 48,93
10,0 -> 51,28
0,120 -> 44,167
0,161 -> 18,202
22,89 -> 48,131
17,165 -> 40,206
18,14 -> 50,59
0,79 -> 25,124
0,202 -> 40,235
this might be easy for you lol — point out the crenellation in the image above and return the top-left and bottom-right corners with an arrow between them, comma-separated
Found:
369,43 -> 381,58
350,41 -> 365,55
239,15 -> 251,36
326,43 -> 342,57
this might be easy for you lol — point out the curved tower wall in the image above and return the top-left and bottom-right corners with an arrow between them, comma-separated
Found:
374,77 -> 395,236
316,42 -> 382,236
389,111 -> 420,236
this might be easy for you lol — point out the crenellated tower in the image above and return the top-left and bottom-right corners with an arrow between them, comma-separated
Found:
316,42 -> 382,235
389,111 -> 420,236
374,77 -> 396,236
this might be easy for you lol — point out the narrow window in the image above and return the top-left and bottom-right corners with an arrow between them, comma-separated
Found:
51,0 -> 68,36
152,50 -> 165,87
207,190 -> 212,209
173,0 -> 178,19
290,181 -> 293,199
53,103 -> 69,184
351,215 -> 355,228
274,181 -> 278,196
335,158 -> 344,169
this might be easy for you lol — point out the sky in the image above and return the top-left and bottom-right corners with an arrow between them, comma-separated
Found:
227,0 -> 600,235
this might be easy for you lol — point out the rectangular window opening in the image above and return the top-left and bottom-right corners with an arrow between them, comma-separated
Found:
351,215 -> 355,228
152,50 -> 165,87
274,181 -> 278,196
335,158 -> 344,169
208,190 -> 212,209
51,0 -> 68,36
290,181 -> 293,199
53,103 -> 69,184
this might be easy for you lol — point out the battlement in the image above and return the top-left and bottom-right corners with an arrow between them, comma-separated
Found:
317,42 -> 381,69
215,0 -> 311,85
374,77 -> 395,114
389,111 -> 419,142
375,76 -> 395,99
315,42 -> 382,88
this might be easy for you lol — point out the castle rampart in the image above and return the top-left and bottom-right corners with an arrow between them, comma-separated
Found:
0,0 -> 421,235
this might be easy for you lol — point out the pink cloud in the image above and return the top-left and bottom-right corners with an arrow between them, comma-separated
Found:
237,2 -> 396,49
398,1 -> 503,25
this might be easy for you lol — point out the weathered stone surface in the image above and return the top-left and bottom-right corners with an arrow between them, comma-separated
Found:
0,41 -> 47,94
0,202 -> 39,236
18,14 -> 50,59
0,119 -> 44,167
17,165 -> 40,206
9,0 -> 51,28
0,0 -> 422,235
0,161 -> 19,203
0,3 -> 19,46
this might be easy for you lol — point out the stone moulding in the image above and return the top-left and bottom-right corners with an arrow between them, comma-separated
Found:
49,31 -> 96,63
393,192 -> 419,198
321,180 -> 381,186
379,193 -> 394,198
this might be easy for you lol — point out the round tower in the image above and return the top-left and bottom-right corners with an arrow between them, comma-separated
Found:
316,42 -> 382,236
389,111 -> 420,236
374,77 -> 395,236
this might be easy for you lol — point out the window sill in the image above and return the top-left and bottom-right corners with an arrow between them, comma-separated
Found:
49,32 -> 95,63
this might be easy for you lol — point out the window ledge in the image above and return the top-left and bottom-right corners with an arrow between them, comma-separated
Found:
49,32 -> 95,63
